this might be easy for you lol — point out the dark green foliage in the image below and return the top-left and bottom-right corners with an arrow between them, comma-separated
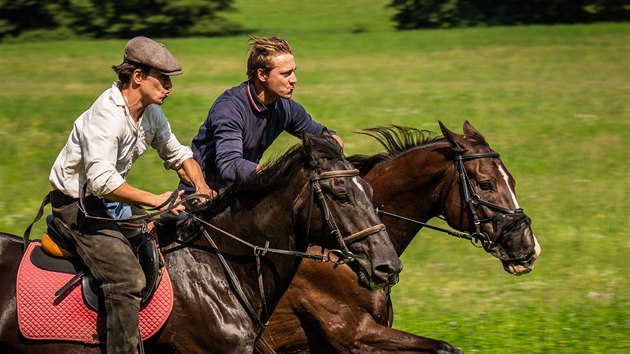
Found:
389,0 -> 630,29
0,0 -> 245,41
0,0 -> 57,35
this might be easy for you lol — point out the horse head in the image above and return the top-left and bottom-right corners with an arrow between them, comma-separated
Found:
439,121 -> 541,275
296,131 -> 402,290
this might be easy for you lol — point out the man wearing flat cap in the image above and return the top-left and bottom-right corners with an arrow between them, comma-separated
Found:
49,36 -> 214,353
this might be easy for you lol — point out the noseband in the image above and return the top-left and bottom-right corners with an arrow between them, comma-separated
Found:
377,151 -> 525,252
307,169 -> 386,265
445,152 -> 524,250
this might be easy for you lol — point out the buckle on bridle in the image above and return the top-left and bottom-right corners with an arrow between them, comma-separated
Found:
470,231 -> 492,249
326,249 -> 355,266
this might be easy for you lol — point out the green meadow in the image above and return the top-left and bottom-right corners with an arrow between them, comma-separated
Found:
0,0 -> 628,352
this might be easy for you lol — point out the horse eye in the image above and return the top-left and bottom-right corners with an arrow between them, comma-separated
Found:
335,194 -> 351,205
478,180 -> 494,191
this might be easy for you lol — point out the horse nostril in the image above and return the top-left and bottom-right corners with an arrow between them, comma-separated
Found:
375,260 -> 402,283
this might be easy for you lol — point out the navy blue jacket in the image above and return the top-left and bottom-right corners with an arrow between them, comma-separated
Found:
184,81 -> 331,190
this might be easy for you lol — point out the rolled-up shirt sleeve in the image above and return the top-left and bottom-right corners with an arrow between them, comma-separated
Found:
148,105 -> 193,171
145,105 -> 193,170
157,133 -> 194,171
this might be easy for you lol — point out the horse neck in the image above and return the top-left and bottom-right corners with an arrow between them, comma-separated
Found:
364,143 -> 452,255
172,176 -> 309,328
243,173 -> 315,318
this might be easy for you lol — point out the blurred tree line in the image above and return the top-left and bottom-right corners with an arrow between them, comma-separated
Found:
0,0 -> 245,41
389,0 -> 629,29
1,0 -> 628,42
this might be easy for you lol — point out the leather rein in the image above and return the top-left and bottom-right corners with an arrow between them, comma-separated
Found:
189,168 -> 385,335
377,151 -> 524,251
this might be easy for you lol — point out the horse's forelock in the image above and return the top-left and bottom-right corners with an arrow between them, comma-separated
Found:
305,133 -> 345,170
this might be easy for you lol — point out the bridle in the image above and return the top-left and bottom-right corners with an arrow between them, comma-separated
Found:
306,168 -> 386,264
378,151 -> 524,251
189,166 -> 386,336
447,152 -> 524,250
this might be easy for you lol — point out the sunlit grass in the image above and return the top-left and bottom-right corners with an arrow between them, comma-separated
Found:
0,1 -> 628,351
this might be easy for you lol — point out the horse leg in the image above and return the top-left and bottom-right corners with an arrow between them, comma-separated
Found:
351,317 -> 463,354
257,312 -> 308,353
296,302 -> 461,354
287,262 -> 461,354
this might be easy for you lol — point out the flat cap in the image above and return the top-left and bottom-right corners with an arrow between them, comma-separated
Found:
124,36 -> 182,75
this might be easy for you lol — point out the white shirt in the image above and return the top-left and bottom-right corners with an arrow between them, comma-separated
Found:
49,83 -> 193,198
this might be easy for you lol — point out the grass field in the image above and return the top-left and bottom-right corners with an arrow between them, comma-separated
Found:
0,0 -> 628,352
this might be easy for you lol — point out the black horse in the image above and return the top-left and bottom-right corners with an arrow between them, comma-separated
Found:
0,132 -> 402,353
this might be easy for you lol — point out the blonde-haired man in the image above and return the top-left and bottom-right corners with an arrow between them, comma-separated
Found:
184,36 -> 343,190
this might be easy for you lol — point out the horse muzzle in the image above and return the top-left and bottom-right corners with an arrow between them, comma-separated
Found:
486,212 -> 540,275
351,255 -> 402,291
501,250 -> 536,275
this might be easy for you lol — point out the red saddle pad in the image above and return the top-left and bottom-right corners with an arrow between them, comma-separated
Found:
17,241 -> 173,344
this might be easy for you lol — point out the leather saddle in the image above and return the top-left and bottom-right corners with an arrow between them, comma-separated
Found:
37,214 -> 164,312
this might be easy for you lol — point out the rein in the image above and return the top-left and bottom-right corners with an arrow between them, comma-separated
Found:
77,188 -> 204,223
376,207 -> 484,246
20,190 -> 209,251
378,152 -> 524,251
189,213 -> 348,334
190,168 -> 386,338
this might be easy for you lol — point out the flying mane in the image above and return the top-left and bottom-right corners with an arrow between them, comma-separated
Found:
348,125 -> 442,175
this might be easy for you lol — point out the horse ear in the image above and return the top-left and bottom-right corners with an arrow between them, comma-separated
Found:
439,120 -> 466,151
301,131 -> 317,166
462,120 -> 489,146
301,130 -> 312,155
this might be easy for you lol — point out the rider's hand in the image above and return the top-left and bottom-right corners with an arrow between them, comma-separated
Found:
156,190 -> 185,215
194,184 -> 216,205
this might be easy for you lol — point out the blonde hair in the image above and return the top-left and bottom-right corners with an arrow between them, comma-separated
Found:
246,36 -> 293,81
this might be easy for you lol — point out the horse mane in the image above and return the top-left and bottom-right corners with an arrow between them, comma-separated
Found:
348,125 -> 442,175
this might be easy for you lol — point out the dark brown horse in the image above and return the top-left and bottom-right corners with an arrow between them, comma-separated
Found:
258,121 -> 541,353
0,133 -> 402,353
